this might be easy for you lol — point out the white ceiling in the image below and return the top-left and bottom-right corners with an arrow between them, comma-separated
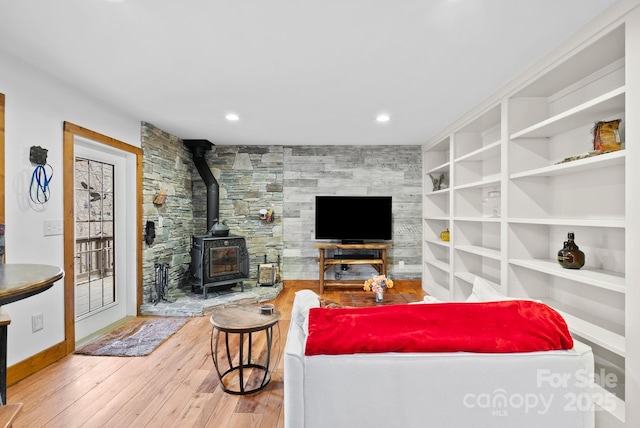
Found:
0,0 -> 619,145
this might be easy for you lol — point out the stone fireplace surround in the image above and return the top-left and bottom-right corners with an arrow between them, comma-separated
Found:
141,122 -> 286,307
140,122 -> 422,313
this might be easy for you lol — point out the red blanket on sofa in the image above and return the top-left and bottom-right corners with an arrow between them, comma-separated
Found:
305,300 -> 573,356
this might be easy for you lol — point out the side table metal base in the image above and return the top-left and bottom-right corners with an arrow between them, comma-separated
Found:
209,304 -> 281,395
210,327 -> 279,395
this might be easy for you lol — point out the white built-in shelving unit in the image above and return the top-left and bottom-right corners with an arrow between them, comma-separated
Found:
422,2 -> 640,427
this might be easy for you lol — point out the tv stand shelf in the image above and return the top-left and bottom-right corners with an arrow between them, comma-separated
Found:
315,243 -> 391,294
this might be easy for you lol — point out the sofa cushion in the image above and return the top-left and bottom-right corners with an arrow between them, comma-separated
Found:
466,276 -> 516,302
291,289 -> 320,332
305,300 -> 573,356
409,295 -> 442,304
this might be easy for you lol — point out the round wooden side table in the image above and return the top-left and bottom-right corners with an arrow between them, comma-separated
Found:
0,264 -> 63,405
209,303 -> 281,395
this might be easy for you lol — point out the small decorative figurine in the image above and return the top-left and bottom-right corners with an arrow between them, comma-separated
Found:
429,173 -> 445,191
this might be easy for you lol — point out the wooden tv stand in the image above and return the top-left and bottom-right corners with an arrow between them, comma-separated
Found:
315,243 -> 392,294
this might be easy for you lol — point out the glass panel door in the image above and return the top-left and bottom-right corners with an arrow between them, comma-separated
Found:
75,157 -> 115,318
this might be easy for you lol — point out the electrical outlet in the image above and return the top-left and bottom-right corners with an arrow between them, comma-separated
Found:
44,220 -> 63,236
399,260 -> 405,269
32,313 -> 44,333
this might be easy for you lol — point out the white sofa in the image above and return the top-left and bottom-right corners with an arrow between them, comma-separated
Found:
284,289 -> 594,428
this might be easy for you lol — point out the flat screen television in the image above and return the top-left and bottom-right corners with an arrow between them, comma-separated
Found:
315,196 -> 392,243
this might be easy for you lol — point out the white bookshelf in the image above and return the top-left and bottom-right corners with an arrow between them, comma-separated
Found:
455,245 -> 501,260
508,258 -> 625,293
509,87 -> 625,139
422,5 -> 640,425
422,137 -> 452,300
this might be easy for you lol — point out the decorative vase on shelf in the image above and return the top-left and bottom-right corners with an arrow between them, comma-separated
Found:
557,232 -> 585,269
375,288 -> 385,303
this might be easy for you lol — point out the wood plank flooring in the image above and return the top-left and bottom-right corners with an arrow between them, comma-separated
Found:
7,281 -> 425,427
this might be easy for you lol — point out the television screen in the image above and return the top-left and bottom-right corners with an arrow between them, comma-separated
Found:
315,196 -> 392,242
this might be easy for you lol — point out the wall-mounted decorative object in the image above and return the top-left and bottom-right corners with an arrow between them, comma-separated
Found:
557,232 -> 585,269
260,207 -> 274,223
592,119 -> 622,152
29,146 -> 48,165
153,189 -> 167,205
29,145 -> 53,204
145,221 -> 155,245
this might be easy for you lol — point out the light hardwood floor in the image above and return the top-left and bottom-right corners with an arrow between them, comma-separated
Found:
7,281 -> 425,427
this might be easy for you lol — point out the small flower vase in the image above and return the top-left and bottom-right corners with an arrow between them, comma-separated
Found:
375,289 -> 384,303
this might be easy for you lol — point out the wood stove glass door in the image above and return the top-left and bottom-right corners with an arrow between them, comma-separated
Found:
210,246 -> 240,276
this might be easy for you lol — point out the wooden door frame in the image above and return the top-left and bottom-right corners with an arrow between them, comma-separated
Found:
0,94 -> 4,253
1,104 -> 143,384
62,122 -> 143,354
7,121 -> 142,385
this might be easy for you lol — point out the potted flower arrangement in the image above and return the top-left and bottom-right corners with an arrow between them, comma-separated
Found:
363,274 -> 394,303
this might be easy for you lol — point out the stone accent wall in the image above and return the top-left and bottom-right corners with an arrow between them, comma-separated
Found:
141,122 -> 195,301
142,126 -> 284,299
282,146 -> 422,281
192,145 -> 284,275
141,122 -> 421,296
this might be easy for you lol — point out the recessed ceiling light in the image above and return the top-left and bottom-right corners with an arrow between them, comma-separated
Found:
225,113 -> 240,122
376,114 -> 390,123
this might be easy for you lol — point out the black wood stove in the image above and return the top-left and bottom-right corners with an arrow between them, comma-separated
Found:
184,140 -> 249,297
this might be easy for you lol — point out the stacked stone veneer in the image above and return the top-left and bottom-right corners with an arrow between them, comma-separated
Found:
142,122 -> 421,299
142,122 -> 284,301
283,146 -> 422,281
191,144 -> 284,273
141,123 -> 195,301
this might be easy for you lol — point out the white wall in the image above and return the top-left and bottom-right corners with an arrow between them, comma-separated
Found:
0,50 -> 141,365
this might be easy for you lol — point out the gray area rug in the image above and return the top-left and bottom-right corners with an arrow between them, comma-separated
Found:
75,317 -> 188,357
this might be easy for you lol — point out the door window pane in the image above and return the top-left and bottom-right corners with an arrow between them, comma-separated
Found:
75,157 -> 116,318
